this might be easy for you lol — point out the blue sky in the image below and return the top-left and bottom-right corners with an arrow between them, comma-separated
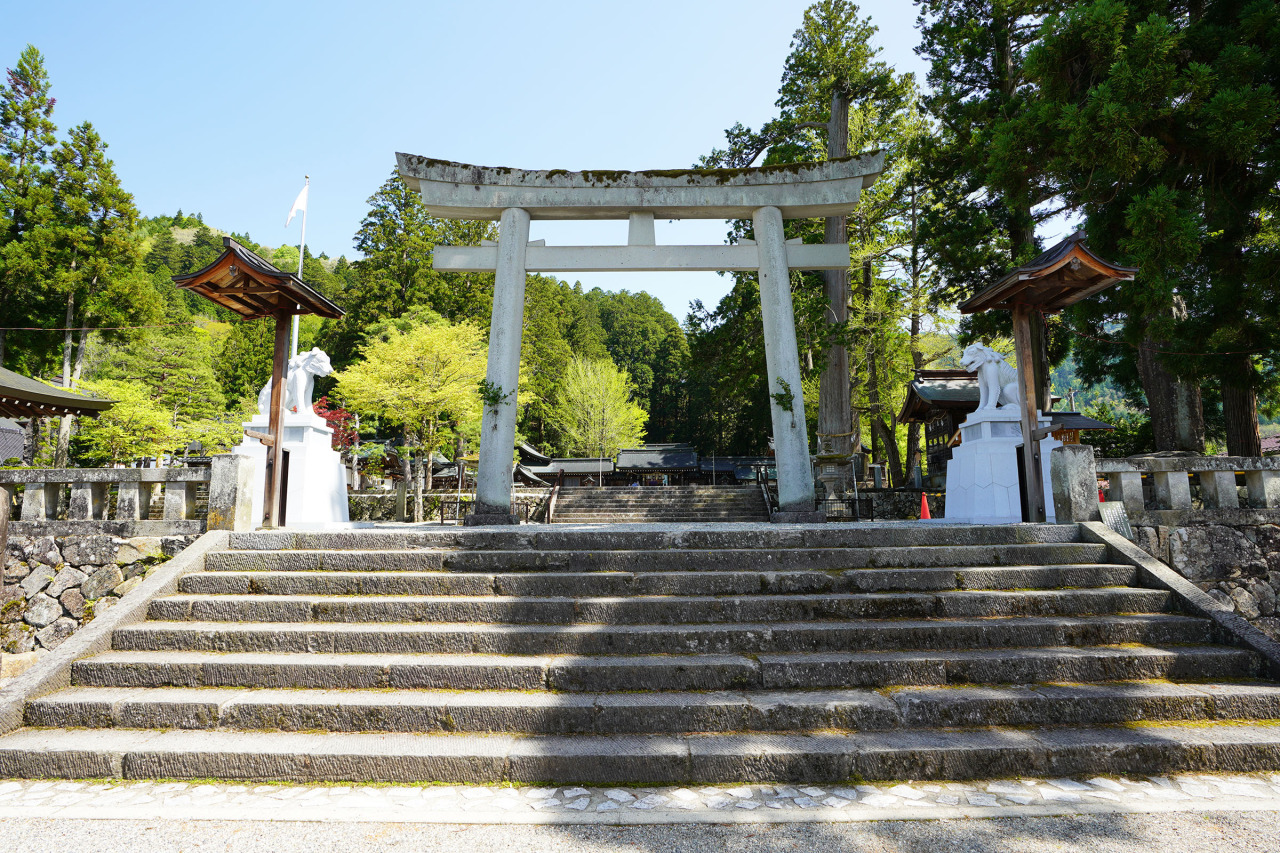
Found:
5,0 -> 930,321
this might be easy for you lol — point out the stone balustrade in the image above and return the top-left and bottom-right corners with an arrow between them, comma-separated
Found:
0,455 -> 254,537
1096,456 -> 1280,515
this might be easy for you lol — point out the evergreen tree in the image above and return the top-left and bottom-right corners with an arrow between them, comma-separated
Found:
0,44 -> 58,369
1026,0 -> 1280,453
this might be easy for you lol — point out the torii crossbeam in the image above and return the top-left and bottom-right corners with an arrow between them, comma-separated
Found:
397,152 -> 886,524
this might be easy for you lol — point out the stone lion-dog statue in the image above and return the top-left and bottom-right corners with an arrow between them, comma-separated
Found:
961,343 -> 1020,410
256,347 -> 334,417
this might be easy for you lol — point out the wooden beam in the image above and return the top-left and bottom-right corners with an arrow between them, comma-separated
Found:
1012,303 -> 1046,522
434,243 -> 851,273
263,311 -> 291,528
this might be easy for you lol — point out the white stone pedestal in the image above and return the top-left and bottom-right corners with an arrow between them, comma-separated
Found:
234,413 -> 350,528
944,408 -> 1060,524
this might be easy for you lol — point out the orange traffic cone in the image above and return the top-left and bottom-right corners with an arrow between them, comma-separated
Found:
920,492 -> 932,520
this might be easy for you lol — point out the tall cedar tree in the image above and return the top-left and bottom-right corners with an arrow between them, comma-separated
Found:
0,45 -> 57,369
914,0 -> 1071,413
1027,0 -> 1279,453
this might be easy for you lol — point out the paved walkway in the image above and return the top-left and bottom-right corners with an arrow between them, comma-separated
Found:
1,772 -> 1278,825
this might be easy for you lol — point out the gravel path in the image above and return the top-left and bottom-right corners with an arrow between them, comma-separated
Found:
1,811 -> 1278,852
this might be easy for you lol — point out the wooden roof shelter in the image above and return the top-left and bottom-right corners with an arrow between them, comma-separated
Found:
957,231 -> 1136,522
173,237 -> 343,528
172,238 -> 342,320
0,366 -> 113,419
959,230 -> 1137,314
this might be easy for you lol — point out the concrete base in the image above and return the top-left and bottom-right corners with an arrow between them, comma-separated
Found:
771,510 -> 825,524
234,413 -> 350,529
944,408 -> 1060,524
463,514 -> 522,527
464,503 -> 522,526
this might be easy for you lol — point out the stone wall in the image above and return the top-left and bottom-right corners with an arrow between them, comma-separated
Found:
1133,522 -> 1280,641
1,533 -> 196,654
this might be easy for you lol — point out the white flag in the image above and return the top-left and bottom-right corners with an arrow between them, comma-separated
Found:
286,181 -> 309,227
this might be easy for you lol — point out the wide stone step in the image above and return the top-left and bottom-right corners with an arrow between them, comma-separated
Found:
3,722 -> 1279,783
145,588 -> 1173,625
70,645 -> 1257,692
111,614 -> 1213,656
226,523 -> 1083,553
27,681 -> 1280,735
427,544 -> 1112,573
176,565 -> 1141,597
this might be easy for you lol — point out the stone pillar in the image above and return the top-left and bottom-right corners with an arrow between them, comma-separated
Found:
1109,471 -> 1145,514
1152,469 -> 1192,509
1050,444 -> 1101,523
115,479 -> 144,521
1199,470 -> 1240,509
1245,469 -> 1280,508
19,482 -> 54,522
753,206 -> 819,520
163,480 -> 193,521
208,454 -> 255,531
470,207 -> 531,525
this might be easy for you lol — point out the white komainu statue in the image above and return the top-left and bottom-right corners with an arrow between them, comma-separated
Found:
961,343 -> 1020,410
256,347 -> 334,417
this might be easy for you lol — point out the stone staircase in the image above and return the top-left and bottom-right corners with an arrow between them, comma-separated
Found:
2,523 -> 1279,784
552,485 -> 770,523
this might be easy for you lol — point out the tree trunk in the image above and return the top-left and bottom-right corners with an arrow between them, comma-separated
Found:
22,416 -> 40,465
425,421 -> 435,493
1223,356 -> 1261,457
871,416 -> 902,487
1136,336 -> 1205,452
817,89 -> 853,474
54,295 -> 77,468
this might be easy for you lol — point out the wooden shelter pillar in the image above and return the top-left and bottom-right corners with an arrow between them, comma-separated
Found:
1012,303 -> 1046,522
263,311 -> 292,528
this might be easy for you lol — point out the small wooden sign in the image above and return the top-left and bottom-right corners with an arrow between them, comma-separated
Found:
1099,501 -> 1134,540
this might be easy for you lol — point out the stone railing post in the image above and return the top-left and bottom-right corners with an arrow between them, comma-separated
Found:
115,477 -> 149,521
207,454 -> 256,531
1106,470 -> 1145,514
68,480 -> 108,520
1151,469 -> 1192,509
162,478 -> 194,521
1245,469 -> 1280,508
1050,444 -> 1101,523
18,480 -> 54,522
1199,470 -> 1240,509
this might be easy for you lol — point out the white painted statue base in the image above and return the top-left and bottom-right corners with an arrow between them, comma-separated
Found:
944,408 -> 1060,524
233,412 -> 350,528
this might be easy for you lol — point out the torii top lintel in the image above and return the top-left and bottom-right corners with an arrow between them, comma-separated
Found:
395,151 -> 886,221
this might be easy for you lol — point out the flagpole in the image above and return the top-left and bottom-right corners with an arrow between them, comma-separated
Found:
290,175 -> 309,359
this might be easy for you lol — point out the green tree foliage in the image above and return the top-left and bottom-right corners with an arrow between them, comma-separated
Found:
73,378 -> 178,466
321,171 -> 497,367
215,318 -> 275,406
0,44 -> 58,370
1025,0 -> 1280,454
548,356 -> 648,458
914,0 -> 1071,410
335,320 -> 486,519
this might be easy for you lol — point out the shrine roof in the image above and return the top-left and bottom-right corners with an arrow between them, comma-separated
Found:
958,231 -> 1138,314
0,366 -> 113,419
173,237 -> 344,320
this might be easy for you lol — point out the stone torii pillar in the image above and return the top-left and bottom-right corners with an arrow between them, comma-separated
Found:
754,206 -> 816,516
472,208 -> 530,524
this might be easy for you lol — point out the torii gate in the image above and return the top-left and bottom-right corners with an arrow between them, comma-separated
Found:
396,152 -> 885,524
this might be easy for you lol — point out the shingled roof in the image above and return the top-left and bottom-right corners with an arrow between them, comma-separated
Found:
0,366 -> 114,419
